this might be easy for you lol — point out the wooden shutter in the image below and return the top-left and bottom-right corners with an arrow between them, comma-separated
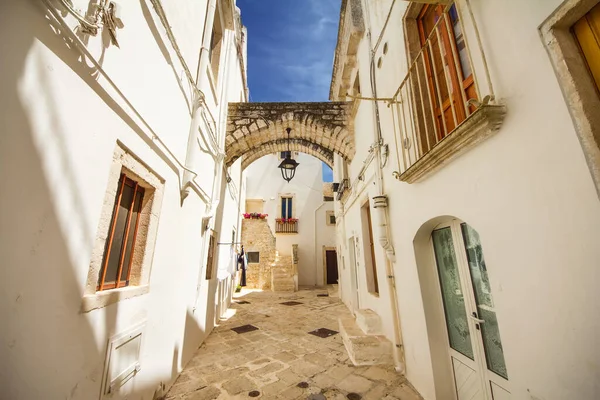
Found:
574,3 -> 600,94
205,230 -> 216,280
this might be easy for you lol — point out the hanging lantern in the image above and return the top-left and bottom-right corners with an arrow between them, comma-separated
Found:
278,127 -> 299,182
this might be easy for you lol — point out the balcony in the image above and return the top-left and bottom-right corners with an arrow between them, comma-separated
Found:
335,178 -> 351,201
391,2 -> 506,183
275,219 -> 298,234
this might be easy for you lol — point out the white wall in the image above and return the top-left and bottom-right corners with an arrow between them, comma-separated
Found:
245,153 -> 336,286
334,0 -> 600,399
0,0 -> 247,399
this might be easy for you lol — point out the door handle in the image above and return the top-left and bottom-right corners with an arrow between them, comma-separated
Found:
469,313 -> 485,324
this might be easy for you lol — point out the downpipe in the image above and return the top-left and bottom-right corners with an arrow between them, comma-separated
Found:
181,0 -> 217,202
365,0 -> 405,373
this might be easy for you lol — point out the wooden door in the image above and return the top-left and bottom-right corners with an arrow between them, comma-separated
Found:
326,250 -> 339,284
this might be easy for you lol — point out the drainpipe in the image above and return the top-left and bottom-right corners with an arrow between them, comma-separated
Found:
314,202 -> 327,286
181,0 -> 218,202
364,0 -> 405,373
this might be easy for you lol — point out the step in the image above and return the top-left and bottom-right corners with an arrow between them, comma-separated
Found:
355,309 -> 382,335
339,317 -> 393,366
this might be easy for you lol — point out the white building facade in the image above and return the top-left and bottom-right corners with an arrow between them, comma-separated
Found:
244,152 -> 337,287
0,0 -> 248,399
330,1 -> 600,400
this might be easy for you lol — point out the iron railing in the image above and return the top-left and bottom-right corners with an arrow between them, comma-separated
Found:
275,219 -> 298,234
391,1 -> 494,175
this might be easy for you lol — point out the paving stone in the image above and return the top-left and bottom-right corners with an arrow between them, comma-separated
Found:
357,365 -> 401,383
165,288 -> 421,400
248,361 -> 285,377
289,359 -> 327,377
167,379 -> 208,397
336,374 -> 374,394
181,385 -> 221,400
326,364 -> 354,381
311,371 -> 340,388
390,384 -> 422,400
260,379 -> 291,396
276,367 -> 302,384
221,376 -> 256,395
304,352 -> 337,368
363,382 -> 389,400
272,351 -> 297,363
276,385 -> 305,399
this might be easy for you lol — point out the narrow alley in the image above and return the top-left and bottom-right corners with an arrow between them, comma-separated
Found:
165,287 -> 421,400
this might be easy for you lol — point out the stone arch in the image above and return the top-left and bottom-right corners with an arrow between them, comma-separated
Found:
241,139 -> 334,170
226,102 -> 355,169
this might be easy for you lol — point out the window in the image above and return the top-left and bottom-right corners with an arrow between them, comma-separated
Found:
281,196 -> 293,219
361,200 -> 379,294
541,1 -> 600,195
326,211 -> 336,226
97,174 -> 145,291
205,230 -> 217,280
573,3 -> 600,95
247,252 -> 260,263
83,144 -> 165,312
209,6 -> 223,81
353,73 -> 361,96
280,151 -> 291,159
417,3 -> 476,139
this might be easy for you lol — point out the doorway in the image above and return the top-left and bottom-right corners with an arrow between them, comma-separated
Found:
348,237 -> 360,313
325,249 -> 339,284
430,220 -> 509,400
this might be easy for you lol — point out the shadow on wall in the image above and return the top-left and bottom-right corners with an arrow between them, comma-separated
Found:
0,1 -> 184,398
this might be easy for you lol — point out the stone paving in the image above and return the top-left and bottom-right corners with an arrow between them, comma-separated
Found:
166,287 -> 423,400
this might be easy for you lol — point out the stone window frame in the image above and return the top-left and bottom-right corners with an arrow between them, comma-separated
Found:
82,143 -> 164,312
326,210 -> 336,226
278,193 -> 295,219
540,0 -> 600,198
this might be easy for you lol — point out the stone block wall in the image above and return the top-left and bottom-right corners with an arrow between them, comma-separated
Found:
242,219 -> 276,290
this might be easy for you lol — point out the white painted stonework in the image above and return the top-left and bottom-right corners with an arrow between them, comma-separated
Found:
245,153 -> 336,287
0,0 -> 247,398
331,1 -> 600,400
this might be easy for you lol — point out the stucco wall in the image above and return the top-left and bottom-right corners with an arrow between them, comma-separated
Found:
0,0 -> 246,399
334,0 -> 600,399
245,153 -> 336,286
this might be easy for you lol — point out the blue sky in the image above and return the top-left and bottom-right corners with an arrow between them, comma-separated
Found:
237,0 -> 340,181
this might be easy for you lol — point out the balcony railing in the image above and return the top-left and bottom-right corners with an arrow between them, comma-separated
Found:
336,178 -> 350,201
275,219 -> 298,234
390,2 -> 505,183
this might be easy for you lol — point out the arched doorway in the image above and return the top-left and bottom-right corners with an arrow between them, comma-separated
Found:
414,218 -> 509,400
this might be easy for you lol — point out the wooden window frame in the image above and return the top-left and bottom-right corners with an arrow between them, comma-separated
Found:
97,174 -> 145,291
